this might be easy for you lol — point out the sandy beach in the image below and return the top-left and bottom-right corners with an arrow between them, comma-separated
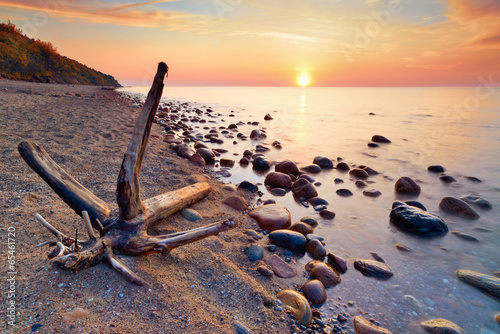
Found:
0,80 -> 297,334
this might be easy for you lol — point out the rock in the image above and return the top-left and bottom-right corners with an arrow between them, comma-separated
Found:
355,180 -> 367,188
394,177 -> 421,194
349,168 -> 369,179
277,290 -> 312,325
264,172 -> 292,189
334,178 -> 344,184
308,197 -> 329,206
428,165 -> 446,173
456,269 -> 500,299
257,265 -> 274,277
233,320 -> 255,334
300,217 -> 318,227
239,157 -> 250,166
245,244 -> 264,261
275,160 -> 299,176
298,174 -> 315,183
252,156 -> 271,171
367,142 -> 380,147
353,316 -> 392,334
336,189 -> 353,197
439,197 -> 480,220
270,188 -> 286,196
370,252 -> 385,263
464,176 -> 482,182
189,153 -> 206,167
327,253 -> 348,273
420,319 -> 466,334
163,134 -> 182,144
60,307 -> 90,322
405,200 -> 426,211
255,144 -> 270,152
319,209 -> 335,220
371,135 -> 391,143
440,175 -> 456,183
269,230 -> 307,252
395,243 -> 412,252
177,145 -> 195,159
306,239 -> 326,259
310,262 -> 341,286
313,156 -> 334,169
302,279 -> 327,305
180,208 -> 202,221
265,255 -> 297,278
31,324 -> 43,331
223,196 -> 248,212
363,166 -> 379,175
238,180 -> 258,193
249,129 -> 262,139
363,189 -> 381,197
451,231 -> 479,242
222,184 -> 237,192
249,204 -> 291,231
306,234 -> 324,243
353,259 -> 393,279
300,164 -> 322,174
495,314 -> 500,325
390,201 -> 448,236
214,170 -> 231,178
289,222 -> 314,235
336,162 -> 350,171
220,158 -> 235,167
264,113 -> 273,120
291,178 -> 318,200
196,148 -> 215,163
271,140 -> 282,148
263,199 -> 276,205
459,195 -> 492,211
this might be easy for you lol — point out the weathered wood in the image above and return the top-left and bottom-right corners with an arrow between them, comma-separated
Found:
116,62 -> 168,220
19,142 -> 110,230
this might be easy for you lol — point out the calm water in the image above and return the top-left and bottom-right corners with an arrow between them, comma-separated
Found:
120,86 -> 500,333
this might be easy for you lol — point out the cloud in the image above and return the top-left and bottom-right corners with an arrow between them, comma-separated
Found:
406,62 -> 462,71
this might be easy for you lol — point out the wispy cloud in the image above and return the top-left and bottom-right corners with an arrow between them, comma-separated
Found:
407,62 -> 462,71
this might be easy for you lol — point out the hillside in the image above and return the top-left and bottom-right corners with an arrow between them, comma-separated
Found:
0,21 -> 120,86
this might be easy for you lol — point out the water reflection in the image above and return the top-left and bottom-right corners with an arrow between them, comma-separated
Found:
299,87 -> 306,111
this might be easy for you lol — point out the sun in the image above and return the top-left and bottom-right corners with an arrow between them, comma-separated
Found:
297,72 -> 311,87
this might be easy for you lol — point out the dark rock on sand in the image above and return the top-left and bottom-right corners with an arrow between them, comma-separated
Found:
371,135 -> 391,143
420,318 -> 466,334
355,180 -> 367,188
313,156 -> 334,169
390,201 -> 448,236
223,196 -> 248,212
439,197 -> 480,220
439,175 -> 456,183
353,259 -> 393,279
363,166 -> 379,175
363,189 -> 381,197
309,262 -> 341,286
306,239 -> 326,259
405,200 -> 426,211
269,188 -> 286,196
395,243 -> 412,251
464,176 -> 482,182
428,165 -> 446,173
264,172 -> 292,189
456,269 -> 500,300
264,113 -> 273,120
336,162 -> 350,171
367,142 -> 380,148
349,168 -> 369,179
265,254 -> 297,278
308,197 -> 328,206
291,178 -> 318,200
302,280 -> 327,305
298,174 -> 315,183
369,252 -> 385,263
220,158 -> 235,168
289,222 -> 314,235
275,159 -> 299,176
189,153 -> 206,167
252,156 -> 271,171
239,157 -> 250,166
336,189 -> 353,197
256,265 -> 274,277
249,129 -> 262,140
306,234 -> 324,243
450,231 -> 479,242
319,209 -> 335,220
353,316 -> 393,334
238,180 -> 258,193
196,148 -> 215,163
394,177 -> 421,194
245,244 -> 264,261
300,217 -> 318,227
459,194 -> 492,211
327,253 -> 348,273
334,178 -> 344,184
269,230 -> 307,252
300,164 -> 322,174
249,204 -> 291,231
177,145 -> 195,159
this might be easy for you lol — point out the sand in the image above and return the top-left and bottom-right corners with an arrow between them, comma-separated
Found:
0,80 -> 297,333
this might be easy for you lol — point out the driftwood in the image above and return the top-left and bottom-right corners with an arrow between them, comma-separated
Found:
18,62 -> 237,286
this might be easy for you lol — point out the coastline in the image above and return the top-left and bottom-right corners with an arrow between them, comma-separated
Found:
0,80 -> 295,333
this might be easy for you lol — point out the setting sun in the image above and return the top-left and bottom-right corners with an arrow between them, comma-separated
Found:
297,73 -> 311,87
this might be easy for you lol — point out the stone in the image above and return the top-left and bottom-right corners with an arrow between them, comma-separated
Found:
459,195 -> 492,211
269,229 -> 307,252
291,178 -> 318,200
239,157 -> 250,166
177,146 -> 195,159
363,189 -> 381,197
249,204 -> 291,231
222,184 -> 237,192
289,222 -> 314,235
394,177 -> 421,194
189,153 -> 206,167
271,140 -> 282,148
252,156 -> 271,171
300,217 -> 318,227
313,156 -> 334,169
220,158 -> 235,167
327,253 -> 348,273
249,129 -> 262,139
495,314 -> 500,325
180,208 -> 202,221
298,174 -> 315,183
223,196 -> 248,212
464,176 -> 482,182
349,168 -> 369,179
300,164 -> 322,174
370,252 -> 385,262
336,162 -> 350,171
353,259 -> 393,279
265,255 -> 297,278
238,180 -> 258,193
355,180 -> 367,188
163,134 -> 182,144
306,234 -> 324,243
367,142 -> 379,147
196,148 -> 215,163
363,166 -> 379,175
306,239 -> 326,259
405,200 -> 426,211
334,178 -> 344,184
245,244 -> 264,261
257,265 -> 274,277
336,189 -> 353,197
450,231 -> 479,242
319,209 -> 335,220
264,172 -> 292,189
264,113 -> 273,120
60,307 -> 90,322
456,269 -> 500,299
371,135 -> 391,143
263,199 -> 276,205
353,316 -> 392,334
439,197 -> 480,220
420,319 -> 466,334
277,290 -> 312,325
270,188 -> 286,196
395,243 -> 411,252
302,279 -> 327,305
390,201 -> 448,236
233,320 -> 255,334
275,159 -> 299,176
440,175 -> 456,183
428,165 -> 446,173
310,262 -> 341,286
308,197 -> 328,206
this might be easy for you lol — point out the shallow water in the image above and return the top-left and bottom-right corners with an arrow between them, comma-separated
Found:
120,86 -> 500,333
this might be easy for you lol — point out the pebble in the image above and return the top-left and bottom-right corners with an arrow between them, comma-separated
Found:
300,216 -> 318,227
189,153 -> 206,166
269,229 -> 307,252
306,239 -> 327,259
245,244 -> 264,261
371,135 -> 391,143
277,290 -> 312,325
427,165 -> 446,173
300,164 -> 322,174
289,222 -> 314,235
394,177 -> 421,194
252,156 -> 271,171
243,229 -> 262,240
327,252 -> 348,273
353,316 -> 392,334
220,158 -> 235,167
456,269 -> 500,299
222,184 -> 237,192
336,162 -> 350,171
180,208 -> 202,221
270,188 -> 286,196
31,324 -> 43,332
439,175 -> 456,183
420,318 -> 466,334
257,265 -> 274,277
264,113 -> 273,120
249,204 -> 291,231
353,259 -> 393,279
495,313 -> 500,325
313,156 -> 334,169
264,172 -> 292,189
390,201 -> 448,236
334,178 -> 344,184
336,189 -> 353,197
450,230 -> 479,242
439,197 -> 480,220
349,168 -> 369,179
291,178 -> 318,200
238,180 -> 259,192
265,254 -> 297,278
363,189 -> 381,197
319,209 -> 335,220
302,279 -> 327,305
459,194 -> 492,210
395,243 -> 412,252
275,159 -> 300,176
223,195 -> 248,211
355,180 -> 367,188
310,262 -> 341,286
233,320 -> 255,334
367,142 -> 379,147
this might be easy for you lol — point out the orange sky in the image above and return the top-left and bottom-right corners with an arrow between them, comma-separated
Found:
1,0 -> 500,86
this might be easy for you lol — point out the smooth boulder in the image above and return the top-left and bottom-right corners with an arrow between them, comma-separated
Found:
275,159 -> 299,176
264,172 -> 292,189
302,280 -> 327,305
313,156 -> 334,169
459,194 -> 492,211
277,290 -> 312,325
420,319 -> 466,334
249,204 -> 291,230
390,201 -> 448,236
309,262 -> 341,286
269,229 -> 307,252
353,259 -> 393,279
371,135 -> 391,143
353,316 -> 392,334
291,178 -> 318,200
439,197 -> 480,220
456,269 -> 500,300
265,254 -> 297,278
394,177 -> 421,194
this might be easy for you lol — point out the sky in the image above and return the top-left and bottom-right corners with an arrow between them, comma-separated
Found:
1,0 -> 500,86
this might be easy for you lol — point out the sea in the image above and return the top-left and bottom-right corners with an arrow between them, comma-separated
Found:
119,85 -> 500,333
